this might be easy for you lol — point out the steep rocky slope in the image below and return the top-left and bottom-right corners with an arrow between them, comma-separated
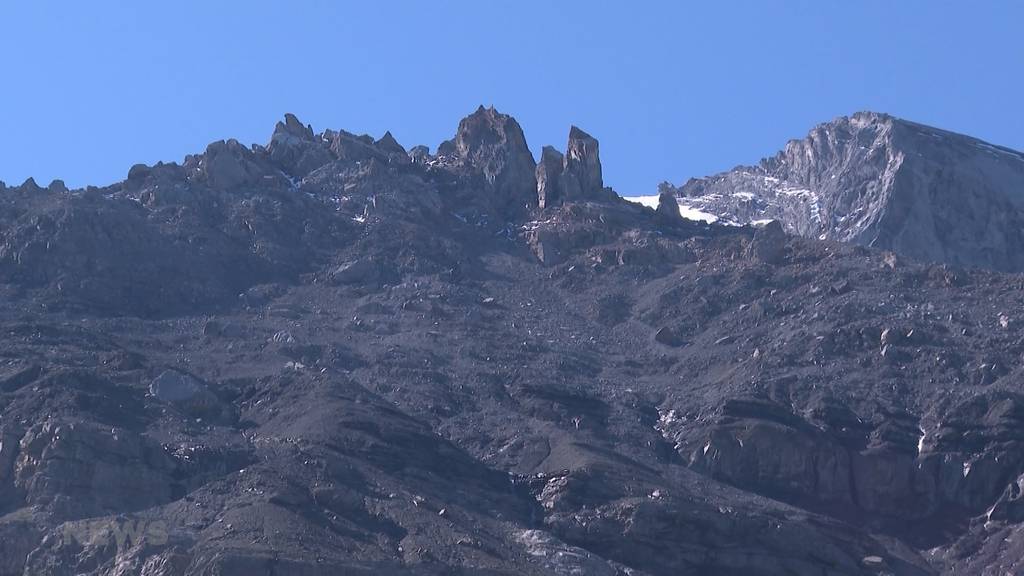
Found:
1,108 -> 1024,575
663,112 -> 1024,271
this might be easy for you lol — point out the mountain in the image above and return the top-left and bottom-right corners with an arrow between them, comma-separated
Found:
2,108 -> 1024,575
662,112 -> 1024,271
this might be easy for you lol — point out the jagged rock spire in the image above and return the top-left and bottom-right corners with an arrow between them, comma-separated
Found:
535,125 -> 607,208
20,177 -> 42,193
275,113 -> 315,140
375,131 -> 407,157
267,113 -> 332,178
536,146 -> 564,209
450,106 -> 537,215
564,126 -> 603,195
656,187 -> 682,222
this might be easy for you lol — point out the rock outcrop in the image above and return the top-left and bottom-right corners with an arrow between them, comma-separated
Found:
563,126 -> 603,197
655,187 -> 682,222
746,220 -> 787,264
535,146 -> 564,209
267,113 -> 333,178
535,125 -> 615,209
447,105 -> 537,216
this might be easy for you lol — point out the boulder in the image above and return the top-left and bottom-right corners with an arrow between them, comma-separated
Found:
149,370 -> 221,418
747,220 -> 787,264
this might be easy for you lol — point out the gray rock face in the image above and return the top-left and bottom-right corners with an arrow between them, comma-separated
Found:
655,188 -> 681,222
670,111 -> 1024,271
374,131 -> 407,159
535,146 -> 564,209
407,144 -> 430,163
14,419 -> 178,520
563,126 -> 603,197
534,126 -> 613,209
46,180 -> 67,194
19,177 -> 43,194
267,113 -> 333,178
189,139 -> 269,190
746,220 -> 787,264
450,105 -> 537,216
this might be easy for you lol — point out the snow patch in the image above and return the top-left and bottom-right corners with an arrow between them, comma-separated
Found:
626,195 -> 660,209
624,196 -> 719,223
678,203 -> 719,223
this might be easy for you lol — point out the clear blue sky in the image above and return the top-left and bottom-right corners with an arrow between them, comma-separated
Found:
1,1 -> 1022,196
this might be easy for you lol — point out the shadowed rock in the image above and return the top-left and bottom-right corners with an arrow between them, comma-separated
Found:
536,146 -> 564,209
451,105 -> 537,215
655,188 -> 682,222
564,125 -> 603,196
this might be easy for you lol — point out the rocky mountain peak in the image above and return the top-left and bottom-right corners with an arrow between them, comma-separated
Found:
375,131 -> 407,157
267,113 -> 332,178
670,111 -> 1024,271
19,177 -> 43,194
448,105 -> 538,215
275,112 -> 315,141
452,106 -> 533,165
